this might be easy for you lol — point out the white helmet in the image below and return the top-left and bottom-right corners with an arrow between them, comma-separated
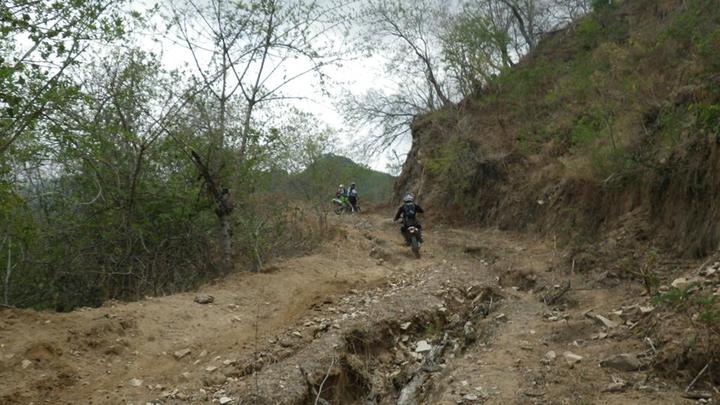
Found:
339,184 -> 344,188
403,194 -> 414,202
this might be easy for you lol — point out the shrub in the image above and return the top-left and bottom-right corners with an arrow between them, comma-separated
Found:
653,284 -> 720,338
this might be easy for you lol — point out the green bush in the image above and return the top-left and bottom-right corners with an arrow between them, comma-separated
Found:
691,103 -> 720,134
570,116 -> 604,146
589,145 -> 635,179
577,18 -> 603,49
653,284 -> 720,338
426,138 -> 479,200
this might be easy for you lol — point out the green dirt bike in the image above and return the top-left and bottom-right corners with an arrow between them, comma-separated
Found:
332,196 -> 353,215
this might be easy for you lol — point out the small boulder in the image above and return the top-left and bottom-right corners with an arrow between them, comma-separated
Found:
194,294 -> 214,304
202,372 -> 227,386
639,305 -> 654,314
592,314 -> 619,329
563,351 -> 583,366
129,378 -> 144,387
605,380 -> 629,392
219,396 -> 234,404
415,340 -> 432,353
173,348 -> 192,360
671,277 -> 704,289
463,321 -> 476,344
600,353 -> 643,371
683,391 -> 713,400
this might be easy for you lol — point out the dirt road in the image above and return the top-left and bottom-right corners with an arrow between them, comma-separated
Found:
0,214 -> 700,404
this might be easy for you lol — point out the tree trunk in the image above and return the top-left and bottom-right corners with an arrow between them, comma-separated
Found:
502,0 -> 536,50
190,150 -> 235,274
239,101 -> 254,164
219,213 -> 233,273
4,237 -> 11,306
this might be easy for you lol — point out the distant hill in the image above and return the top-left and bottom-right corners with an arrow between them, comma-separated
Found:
271,154 -> 395,204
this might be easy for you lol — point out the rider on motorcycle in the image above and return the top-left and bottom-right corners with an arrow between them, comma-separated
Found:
336,184 -> 351,210
393,194 -> 424,243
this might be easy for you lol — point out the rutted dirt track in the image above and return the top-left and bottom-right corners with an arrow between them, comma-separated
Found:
0,213 -> 705,404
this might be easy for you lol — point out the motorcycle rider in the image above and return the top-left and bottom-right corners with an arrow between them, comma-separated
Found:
393,194 -> 424,244
348,182 -> 359,212
336,184 -> 350,210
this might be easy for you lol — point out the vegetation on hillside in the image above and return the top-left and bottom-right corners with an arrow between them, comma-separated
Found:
398,0 -> 720,247
392,0 -> 720,384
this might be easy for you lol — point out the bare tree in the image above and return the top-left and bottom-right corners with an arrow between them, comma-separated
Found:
441,0 -> 517,96
341,84 -> 427,156
363,0 -> 454,108
494,0 -> 592,51
167,0 -> 342,271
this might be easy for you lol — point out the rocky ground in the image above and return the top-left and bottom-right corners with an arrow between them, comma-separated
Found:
1,212 -> 719,404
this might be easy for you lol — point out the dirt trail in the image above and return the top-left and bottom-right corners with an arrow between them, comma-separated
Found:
0,213 -> 704,404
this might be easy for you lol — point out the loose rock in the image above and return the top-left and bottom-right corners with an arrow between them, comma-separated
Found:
588,314 -> 619,329
600,353 -> 643,371
683,391 -> 713,400
463,321 -> 476,344
671,277 -> 704,289
415,340 -> 432,353
173,349 -> 192,360
194,294 -> 214,304
202,373 -> 227,386
605,380 -> 629,392
563,351 -> 583,365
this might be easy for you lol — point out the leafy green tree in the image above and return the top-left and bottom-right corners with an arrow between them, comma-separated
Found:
441,1 -> 516,96
0,0 -> 125,156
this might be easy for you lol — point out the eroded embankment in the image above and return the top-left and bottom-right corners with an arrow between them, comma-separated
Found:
230,277 -> 502,404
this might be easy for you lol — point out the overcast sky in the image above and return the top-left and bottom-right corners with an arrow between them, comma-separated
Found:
132,0 -> 411,174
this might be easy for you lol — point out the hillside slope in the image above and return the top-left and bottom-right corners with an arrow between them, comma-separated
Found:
397,0 -> 720,258
273,154 -> 395,203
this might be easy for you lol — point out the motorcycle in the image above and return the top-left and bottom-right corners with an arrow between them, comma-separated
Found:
405,225 -> 422,258
332,197 -> 353,215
